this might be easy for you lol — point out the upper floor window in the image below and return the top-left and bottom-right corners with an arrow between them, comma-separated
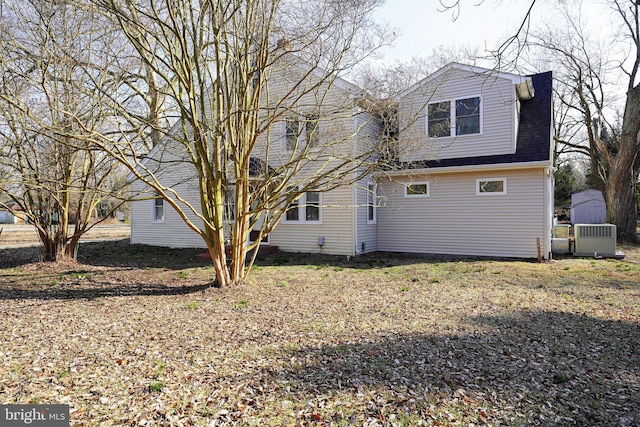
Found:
283,113 -> 321,151
456,97 -> 481,135
152,193 -> 164,222
476,178 -> 507,195
427,102 -> 451,138
305,114 -> 320,148
427,96 -> 481,138
285,118 -> 301,151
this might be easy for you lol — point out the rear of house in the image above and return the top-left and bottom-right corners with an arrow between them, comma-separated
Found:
375,65 -> 554,259
130,63 -> 382,256
129,62 -> 554,260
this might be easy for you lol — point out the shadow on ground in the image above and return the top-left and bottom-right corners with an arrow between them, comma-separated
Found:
227,310 -> 639,426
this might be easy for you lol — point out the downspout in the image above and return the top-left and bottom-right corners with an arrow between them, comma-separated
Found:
545,166 -> 553,260
353,103 -> 359,256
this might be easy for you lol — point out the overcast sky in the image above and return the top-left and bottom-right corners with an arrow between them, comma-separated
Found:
372,0 -> 613,65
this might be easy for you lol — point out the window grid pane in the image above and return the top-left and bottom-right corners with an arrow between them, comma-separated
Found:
455,97 -> 480,135
428,102 -> 451,138
305,192 -> 320,221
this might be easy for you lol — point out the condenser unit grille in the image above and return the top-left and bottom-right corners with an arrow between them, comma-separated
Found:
576,225 -> 613,238
574,224 -> 617,256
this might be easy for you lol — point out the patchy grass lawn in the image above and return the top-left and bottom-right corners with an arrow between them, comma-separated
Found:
0,240 -> 639,426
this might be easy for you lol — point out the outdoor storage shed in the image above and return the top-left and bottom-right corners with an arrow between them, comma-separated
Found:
571,189 -> 606,224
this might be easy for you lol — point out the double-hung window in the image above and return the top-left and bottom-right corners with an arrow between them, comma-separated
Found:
285,191 -> 321,223
305,114 -> 320,148
152,193 -> 164,222
367,183 -> 377,224
427,96 -> 481,138
456,97 -> 481,135
285,118 -> 301,151
427,102 -> 451,138
283,113 -> 321,151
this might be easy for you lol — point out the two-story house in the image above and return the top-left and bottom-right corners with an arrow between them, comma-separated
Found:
375,63 -> 554,259
129,62 -> 554,260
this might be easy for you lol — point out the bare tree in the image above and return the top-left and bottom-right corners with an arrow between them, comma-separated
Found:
86,0 -> 392,285
462,0 -> 639,241
607,0 -> 640,242
0,0 -> 129,260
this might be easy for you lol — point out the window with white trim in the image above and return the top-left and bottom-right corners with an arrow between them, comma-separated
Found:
282,113 -> 321,151
367,183 -> 376,224
427,96 -> 481,138
404,182 -> 430,197
284,117 -> 301,151
284,191 -> 321,223
224,188 -> 235,221
152,193 -> 164,222
476,178 -> 507,195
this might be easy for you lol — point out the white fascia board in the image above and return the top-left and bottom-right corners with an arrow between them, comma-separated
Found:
126,142 -> 163,183
398,62 -> 525,101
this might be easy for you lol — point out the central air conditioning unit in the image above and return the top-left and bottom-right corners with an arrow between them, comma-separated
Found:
573,224 -> 617,257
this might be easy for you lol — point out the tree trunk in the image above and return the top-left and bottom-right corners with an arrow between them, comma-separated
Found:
605,83 -> 640,243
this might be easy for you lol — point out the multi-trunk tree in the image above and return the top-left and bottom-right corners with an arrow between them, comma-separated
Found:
0,0 -> 129,260
85,0 -> 393,285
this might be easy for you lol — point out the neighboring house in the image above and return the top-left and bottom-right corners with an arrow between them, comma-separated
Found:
130,62 -> 554,260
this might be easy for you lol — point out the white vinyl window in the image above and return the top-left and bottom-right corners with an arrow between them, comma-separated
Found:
152,193 -> 165,222
284,117 -> 301,151
223,188 -> 235,221
282,113 -> 321,151
476,178 -> 507,195
284,191 -> 321,223
427,96 -> 481,138
404,182 -> 430,197
367,183 -> 377,224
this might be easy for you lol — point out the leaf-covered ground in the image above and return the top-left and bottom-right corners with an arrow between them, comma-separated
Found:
1,240 -> 639,426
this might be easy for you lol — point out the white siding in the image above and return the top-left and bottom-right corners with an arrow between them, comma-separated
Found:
269,185 -> 354,255
399,66 -> 518,162
354,180 -> 377,254
130,62 -> 366,254
130,143 -> 210,248
376,169 -> 548,259
352,112 -> 382,255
